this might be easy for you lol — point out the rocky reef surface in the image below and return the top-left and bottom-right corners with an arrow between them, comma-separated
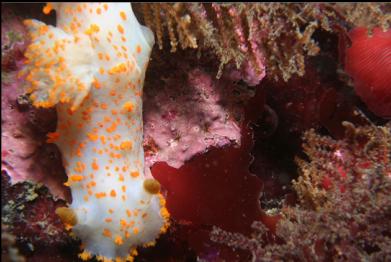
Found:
1,3 -> 390,262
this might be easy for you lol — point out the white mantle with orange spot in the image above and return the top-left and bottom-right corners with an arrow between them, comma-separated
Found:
21,3 -> 169,262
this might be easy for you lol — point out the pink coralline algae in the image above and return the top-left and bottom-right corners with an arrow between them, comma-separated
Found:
345,27 -> 391,118
1,9 -> 69,200
225,51 -> 266,88
238,14 -> 267,87
223,4 -> 266,87
1,75 -> 69,200
236,53 -> 266,87
1,9 -> 28,70
143,51 -> 256,169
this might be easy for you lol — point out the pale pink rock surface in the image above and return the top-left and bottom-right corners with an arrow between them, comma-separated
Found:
143,52 -> 256,168
1,75 -> 69,200
1,9 -> 69,200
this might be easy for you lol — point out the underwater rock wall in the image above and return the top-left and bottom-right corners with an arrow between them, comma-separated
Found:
1,3 -> 390,262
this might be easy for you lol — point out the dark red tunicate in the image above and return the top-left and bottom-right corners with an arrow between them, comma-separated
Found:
263,68 -> 330,142
152,122 -> 263,234
319,88 -> 367,139
150,90 -> 269,260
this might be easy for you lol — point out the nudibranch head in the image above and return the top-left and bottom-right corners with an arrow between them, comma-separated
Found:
21,3 -> 169,261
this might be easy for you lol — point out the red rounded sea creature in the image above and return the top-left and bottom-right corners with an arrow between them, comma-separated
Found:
345,27 -> 391,118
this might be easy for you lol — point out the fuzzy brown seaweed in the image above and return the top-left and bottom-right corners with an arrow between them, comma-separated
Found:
211,120 -> 391,261
135,3 -> 390,81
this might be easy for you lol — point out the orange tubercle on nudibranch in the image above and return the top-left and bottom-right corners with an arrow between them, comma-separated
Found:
143,178 -> 161,194
43,3 -> 53,15
79,250 -> 92,261
55,206 -> 78,227
22,3 -> 169,262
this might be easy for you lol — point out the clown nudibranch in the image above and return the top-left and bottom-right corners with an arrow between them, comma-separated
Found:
20,3 -> 169,261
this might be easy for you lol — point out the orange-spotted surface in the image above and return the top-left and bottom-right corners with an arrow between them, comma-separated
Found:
21,3 -> 169,262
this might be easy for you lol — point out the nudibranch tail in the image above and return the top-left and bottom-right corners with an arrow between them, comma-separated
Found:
21,3 -> 169,261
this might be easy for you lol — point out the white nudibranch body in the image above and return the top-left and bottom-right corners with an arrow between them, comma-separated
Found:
21,3 -> 169,261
